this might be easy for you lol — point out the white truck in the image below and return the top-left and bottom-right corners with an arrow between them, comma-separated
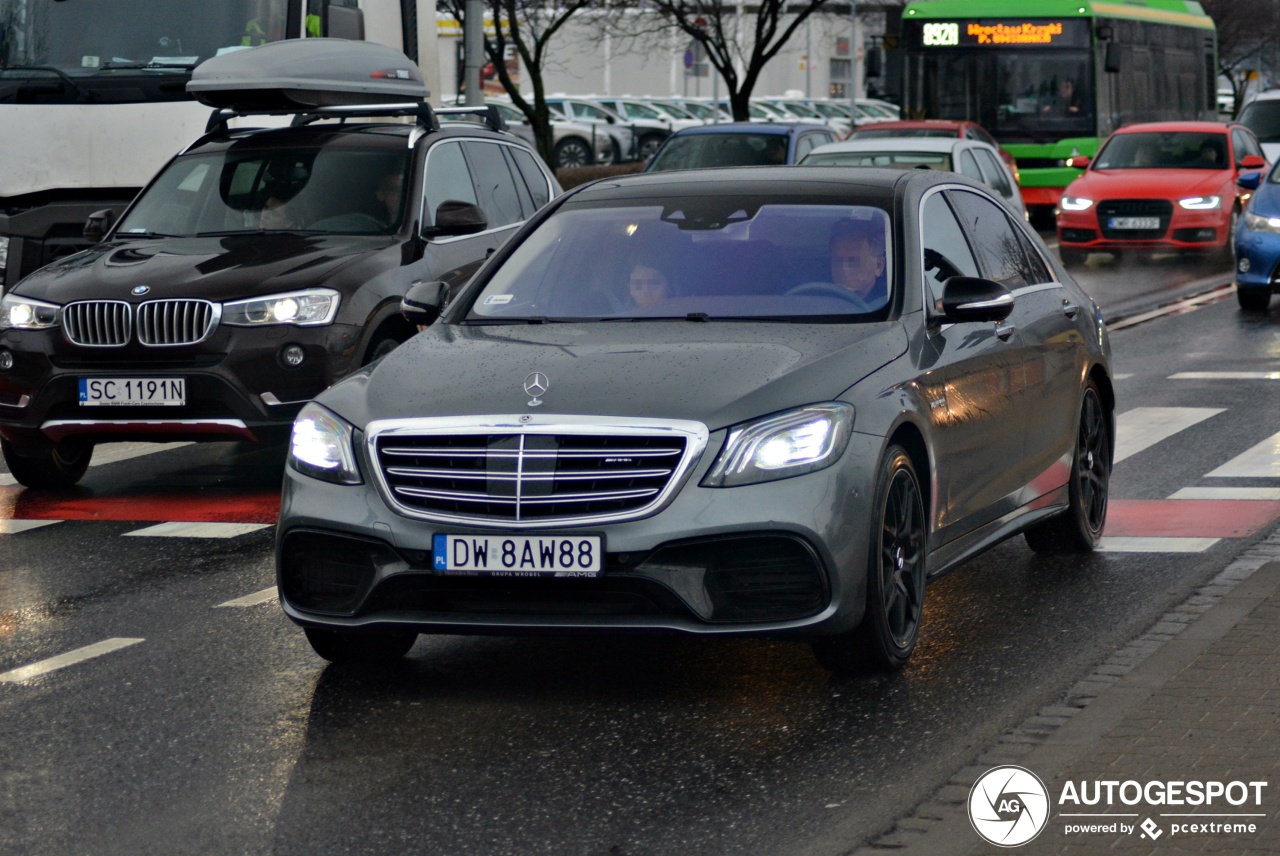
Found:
0,0 -> 438,291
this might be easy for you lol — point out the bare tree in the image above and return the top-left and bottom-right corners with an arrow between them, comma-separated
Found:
610,1 -> 837,121
438,0 -> 594,164
1200,0 -> 1280,116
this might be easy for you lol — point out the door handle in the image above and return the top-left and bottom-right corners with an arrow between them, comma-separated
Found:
1062,300 -> 1080,318
995,323 -> 1017,341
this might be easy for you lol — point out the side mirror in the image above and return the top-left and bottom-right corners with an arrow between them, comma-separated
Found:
84,209 -> 116,244
941,276 -> 1015,323
425,200 -> 487,238
1238,172 -> 1262,191
1066,155 -> 1091,169
1239,154 -> 1267,171
401,280 -> 449,327
605,113 -> 616,124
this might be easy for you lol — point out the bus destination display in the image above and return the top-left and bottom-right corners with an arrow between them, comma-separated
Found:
915,19 -> 1090,49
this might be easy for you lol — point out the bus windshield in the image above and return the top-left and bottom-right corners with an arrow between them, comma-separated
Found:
0,0 -> 291,76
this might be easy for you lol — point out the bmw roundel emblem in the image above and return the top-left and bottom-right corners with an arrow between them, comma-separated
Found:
131,285 -> 150,296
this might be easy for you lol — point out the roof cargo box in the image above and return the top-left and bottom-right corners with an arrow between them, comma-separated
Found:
187,39 -> 428,112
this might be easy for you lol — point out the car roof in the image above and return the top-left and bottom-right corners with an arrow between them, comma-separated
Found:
1112,121 -> 1231,134
186,120 -> 520,155
669,122 -> 816,138
1245,90 -> 1280,102
812,137 -> 966,154
561,165 -> 927,206
856,120 -> 969,133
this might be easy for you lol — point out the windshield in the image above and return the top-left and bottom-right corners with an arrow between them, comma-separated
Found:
0,0 -> 291,76
649,133 -> 791,171
465,202 -> 893,322
1094,132 -> 1228,170
803,150 -> 951,169
117,143 -> 411,237
1239,100 -> 1280,144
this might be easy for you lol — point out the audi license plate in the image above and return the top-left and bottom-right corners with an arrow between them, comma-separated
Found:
78,377 -> 185,406
1107,216 -> 1161,230
433,534 -> 602,577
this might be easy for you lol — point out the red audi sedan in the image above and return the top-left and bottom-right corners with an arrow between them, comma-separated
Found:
1056,121 -> 1267,265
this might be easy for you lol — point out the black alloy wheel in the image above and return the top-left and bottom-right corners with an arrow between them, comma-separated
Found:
812,445 -> 926,674
304,626 -> 418,664
1,437 -> 94,489
554,137 -> 593,168
638,132 -> 667,160
362,333 -> 401,366
1025,382 -> 1111,553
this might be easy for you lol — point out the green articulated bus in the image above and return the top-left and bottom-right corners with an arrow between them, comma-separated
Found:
900,0 -> 1217,220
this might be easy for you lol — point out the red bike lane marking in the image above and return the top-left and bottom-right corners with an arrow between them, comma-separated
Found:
0,485 -> 280,524
1103,499 -> 1280,539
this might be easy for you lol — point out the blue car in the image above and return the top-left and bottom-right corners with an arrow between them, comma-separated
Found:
645,122 -> 836,172
1235,165 -> 1280,311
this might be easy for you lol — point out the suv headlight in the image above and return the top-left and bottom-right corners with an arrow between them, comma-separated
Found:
289,403 -> 362,484
0,293 -> 60,330
1245,211 -> 1280,234
702,403 -> 854,488
222,289 -> 340,327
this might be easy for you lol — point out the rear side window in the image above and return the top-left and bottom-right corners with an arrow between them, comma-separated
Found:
510,147 -> 552,209
973,148 -> 1013,197
423,141 -> 478,227
958,150 -> 984,182
463,141 -> 524,229
948,189 -> 1038,289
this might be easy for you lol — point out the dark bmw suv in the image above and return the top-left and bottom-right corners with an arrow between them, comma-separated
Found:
0,104 -> 559,488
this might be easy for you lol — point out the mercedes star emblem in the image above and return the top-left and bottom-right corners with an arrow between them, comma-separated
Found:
523,372 -> 549,407
131,285 -> 150,296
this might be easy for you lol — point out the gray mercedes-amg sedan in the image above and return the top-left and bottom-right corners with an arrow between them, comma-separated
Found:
277,167 -> 1114,675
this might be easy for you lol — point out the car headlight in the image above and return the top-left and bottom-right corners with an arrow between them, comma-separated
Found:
1059,196 -> 1094,212
702,403 -> 854,488
0,293 -> 60,330
289,402 -> 362,484
1245,211 -> 1280,234
222,289 -> 340,327
1178,196 -> 1222,210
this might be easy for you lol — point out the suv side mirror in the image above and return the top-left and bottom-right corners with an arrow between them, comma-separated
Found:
425,200 -> 487,238
941,276 -> 1015,323
1239,154 -> 1267,171
84,209 -> 116,244
401,280 -> 449,327
1238,172 -> 1262,191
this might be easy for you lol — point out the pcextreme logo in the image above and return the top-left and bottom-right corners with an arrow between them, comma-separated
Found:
968,767 -> 1270,847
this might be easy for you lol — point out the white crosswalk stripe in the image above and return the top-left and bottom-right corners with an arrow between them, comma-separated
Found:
1169,371 -> 1280,380
1170,487 -> 1280,500
0,520 -> 62,535
1114,407 -> 1224,464
122,522 -> 272,539
0,638 -> 144,683
1097,537 -> 1220,553
1205,431 -> 1280,478
215,587 -> 278,608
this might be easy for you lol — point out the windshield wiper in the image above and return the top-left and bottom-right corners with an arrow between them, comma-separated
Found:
119,230 -> 179,238
0,66 -> 97,100
100,61 -> 197,71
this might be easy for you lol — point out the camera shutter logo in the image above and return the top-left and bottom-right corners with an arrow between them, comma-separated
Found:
968,765 -> 1051,847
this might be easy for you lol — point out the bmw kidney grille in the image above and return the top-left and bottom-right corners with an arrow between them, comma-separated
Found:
62,299 -> 218,347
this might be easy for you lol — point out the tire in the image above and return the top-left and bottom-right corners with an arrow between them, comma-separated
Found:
362,333 -> 401,367
812,445 -> 927,675
304,626 -> 417,664
553,136 -> 593,169
1238,288 -> 1272,312
1025,382 -> 1111,553
1216,206 -> 1240,265
1059,248 -> 1087,268
1,437 -> 93,489
638,132 -> 667,160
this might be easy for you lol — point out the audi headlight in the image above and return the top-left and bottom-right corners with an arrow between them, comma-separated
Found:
1059,196 -> 1093,212
289,402 -> 361,484
702,403 -> 854,488
1245,211 -> 1280,234
0,293 -> 60,330
222,289 -> 340,327
1178,196 -> 1221,210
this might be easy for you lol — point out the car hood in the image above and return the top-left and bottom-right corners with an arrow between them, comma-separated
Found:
1246,178 -> 1280,216
11,234 -> 394,304
321,320 -> 910,432
1068,168 -> 1231,199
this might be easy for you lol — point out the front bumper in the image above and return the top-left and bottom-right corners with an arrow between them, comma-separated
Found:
276,427 -> 884,637
0,322 -> 363,448
1057,205 -> 1229,253
1233,224 -> 1280,293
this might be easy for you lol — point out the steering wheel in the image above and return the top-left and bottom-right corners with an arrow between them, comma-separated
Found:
786,281 -> 872,308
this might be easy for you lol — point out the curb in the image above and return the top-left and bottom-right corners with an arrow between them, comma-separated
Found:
852,528 -> 1280,854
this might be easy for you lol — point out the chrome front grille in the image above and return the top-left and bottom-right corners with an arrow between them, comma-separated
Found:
63,301 -> 132,347
136,299 -> 217,346
370,417 -> 709,526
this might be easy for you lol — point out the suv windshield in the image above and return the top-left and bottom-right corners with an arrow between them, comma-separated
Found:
649,133 -> 790,171
1239,99 -> 1280,144
1094,132 -> 1228,170
466,201 -> 892,321
118,143 -> 411,237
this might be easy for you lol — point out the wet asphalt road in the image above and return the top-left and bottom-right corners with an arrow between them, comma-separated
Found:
3,253 -> 1278,855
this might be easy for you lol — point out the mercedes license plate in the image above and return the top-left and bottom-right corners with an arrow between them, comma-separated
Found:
433,534 -> 602,577
1108,216 -> 1160,230
78,377 -> 185,406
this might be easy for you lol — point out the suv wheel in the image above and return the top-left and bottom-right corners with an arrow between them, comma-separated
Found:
554,137 -> 593,168
1,437 -> 94,489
